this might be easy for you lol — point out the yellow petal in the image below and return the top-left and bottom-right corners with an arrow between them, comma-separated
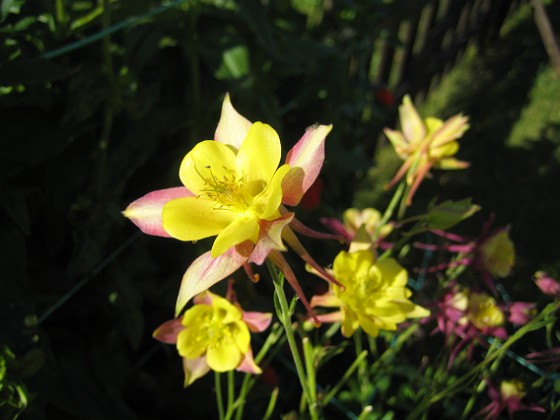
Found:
177,328 -> 207,359
252,164 -> 291,219
232,321 -> 250,354
162,196 -> 236,241
211,213 -> 259,257
179,140 -> 238,194
206,339 -> 243,372
236,122 -> 282,196
400,95 -> 426,143
376,258 -> 408,287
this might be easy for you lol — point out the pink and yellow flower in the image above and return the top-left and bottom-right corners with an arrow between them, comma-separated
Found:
310,249 -> 429,337
321,207 -> 393,250
477,379 -> 545,419
153,290 -> 272,386
384,95 -> 469,205
123,94 -> 335,316
414,218 -> 515,295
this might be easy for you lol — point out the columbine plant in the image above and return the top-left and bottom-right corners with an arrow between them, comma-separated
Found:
122,93 -> 556,419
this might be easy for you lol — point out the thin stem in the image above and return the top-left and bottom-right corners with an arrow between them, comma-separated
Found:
233,323 -> 285,420
38,232 -> 140,324
377,181 -> 406,233
224,370 -> 235,420
323,350 -> 368,406
266,259 -> 318,420
215,372 -> 225,420
263,387 -> 279,420
302,337 -> 318,413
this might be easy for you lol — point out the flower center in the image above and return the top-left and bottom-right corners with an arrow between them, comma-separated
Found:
197,165 -> 254,212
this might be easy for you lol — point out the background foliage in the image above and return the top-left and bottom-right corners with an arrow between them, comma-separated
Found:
1,0 -> 559,418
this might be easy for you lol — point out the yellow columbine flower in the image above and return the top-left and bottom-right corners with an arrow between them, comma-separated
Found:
178,295 -> 250,372
162,121 -> 291,257
384,95 -> 470,204
467,291 -> 504,330
478,230 -> 515,278
153,291 -> 272,386
310,249 -> 429,337
123,94 -> 334,315
500,379 -> 526,400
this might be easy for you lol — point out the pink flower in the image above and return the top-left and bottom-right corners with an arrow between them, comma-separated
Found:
431,287 -> 507,368
506,302 -> 535,326
477,379 -> 545,419
414,216 -> 515,295
534,271 -> 560,297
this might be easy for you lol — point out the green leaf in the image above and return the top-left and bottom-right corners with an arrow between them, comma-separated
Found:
215,45 -> 250,80
425,198 -> 480,230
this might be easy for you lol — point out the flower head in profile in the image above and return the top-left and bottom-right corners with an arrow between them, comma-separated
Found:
310,249 -> 429,337
414,217 -> 515,295
477,379 -> 545,419
477,229 -> 515,278
153,290 -> 271,387
384,95 -> 469,204
431,287 -> 521,368
123,94 -> 337,316
534,271 -> 560,297
321,208 -> 393,249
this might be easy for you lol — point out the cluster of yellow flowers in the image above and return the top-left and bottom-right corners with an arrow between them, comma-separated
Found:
122,93 -> 480,385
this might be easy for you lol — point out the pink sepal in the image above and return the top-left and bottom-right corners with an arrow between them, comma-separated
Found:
183,356 -> 211,387
175,242 -> 253,315
242,311 -> 272,333
249,213 -> 294,265
313,311 -> 343,324
236,348 -> 262,374
123,187 -> 193,237
310,292 -> 339,308
152,317 -> 184,344
282,124 -> 332,206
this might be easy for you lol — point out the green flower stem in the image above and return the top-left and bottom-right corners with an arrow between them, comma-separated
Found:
302,337 -> 318,412
215,371 -> 225,420
233,323 -> 285,420
224,370 -> 235,420
378,181 -> 406,232
263,387 -> 279,420
408,303 -> 557,419
323,350 -> 368,406
267,259 -> 319,420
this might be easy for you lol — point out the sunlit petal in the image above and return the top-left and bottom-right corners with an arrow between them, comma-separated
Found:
214,93 -> 252,148
123,187 -> 194,237
162,196 -> 236,242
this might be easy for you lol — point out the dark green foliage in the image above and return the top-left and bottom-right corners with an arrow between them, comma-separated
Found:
0,0 -> 557,418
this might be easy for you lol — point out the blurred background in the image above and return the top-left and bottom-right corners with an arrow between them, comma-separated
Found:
1,0 -> 559,418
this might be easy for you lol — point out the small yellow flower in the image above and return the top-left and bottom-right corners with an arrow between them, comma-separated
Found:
500,379 -> 526,400
467,291 -> 504,329
311,250 -> 429,337
479,230 -> 515,278
177,294 -> 250,372
153,291 -> 272,386
384,95 -> 469,204
343,208 -> 392,240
